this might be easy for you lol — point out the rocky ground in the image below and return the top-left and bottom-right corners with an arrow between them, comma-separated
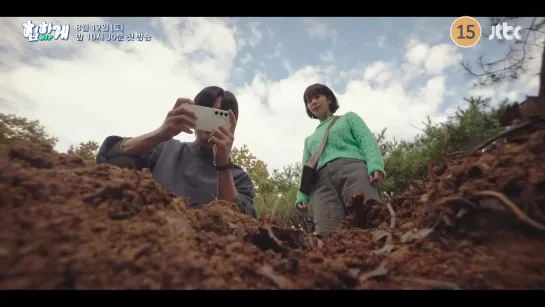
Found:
1,124 -> 545,289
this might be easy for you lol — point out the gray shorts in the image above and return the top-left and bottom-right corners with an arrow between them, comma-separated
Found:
310,158 -> 381,237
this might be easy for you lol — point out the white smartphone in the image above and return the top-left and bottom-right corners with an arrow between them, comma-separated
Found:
184,104 -> 230,132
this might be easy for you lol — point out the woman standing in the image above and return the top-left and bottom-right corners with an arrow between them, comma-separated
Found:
295,83 -> 386,237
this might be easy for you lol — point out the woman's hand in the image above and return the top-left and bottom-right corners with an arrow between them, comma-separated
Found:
296,202 -> 308,213
368,171 -> 384,184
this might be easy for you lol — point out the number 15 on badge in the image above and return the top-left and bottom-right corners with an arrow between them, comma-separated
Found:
450,16 -> 482,48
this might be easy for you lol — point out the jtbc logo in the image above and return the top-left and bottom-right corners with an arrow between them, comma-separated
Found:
489,22 -> 522,41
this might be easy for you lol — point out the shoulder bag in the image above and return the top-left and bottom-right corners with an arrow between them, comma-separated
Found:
299,116 -> 341,194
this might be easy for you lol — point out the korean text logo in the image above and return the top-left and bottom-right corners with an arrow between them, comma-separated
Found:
489,22 -> 522,41
22,20 -> 70,42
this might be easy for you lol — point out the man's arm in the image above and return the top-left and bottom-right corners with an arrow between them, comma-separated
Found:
96,129 -> 167,170
118,129 -> 165,156
208,109 -> 256,218
96,97 -> 197,170
217,167 -> 256,218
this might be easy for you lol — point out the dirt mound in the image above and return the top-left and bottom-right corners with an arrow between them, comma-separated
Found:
1,128 -> 545,289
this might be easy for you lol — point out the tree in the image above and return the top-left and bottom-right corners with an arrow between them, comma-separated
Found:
255,162 -> 302,220
229,143 -> 304,219
269,163 -> 301,194
462,17 -> 545,97
379,96 -> 507,194
67,140 -> 100,161
445,97 -> 507,150
231,144 -> 270,195
0,112 -> 58,155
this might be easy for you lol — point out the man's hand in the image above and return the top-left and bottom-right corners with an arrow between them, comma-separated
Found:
157,98 -> 197,141
368,171 -> 384,184
209,110 -> 237,165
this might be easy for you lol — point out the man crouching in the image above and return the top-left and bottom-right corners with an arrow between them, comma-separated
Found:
96,86 -> 257,218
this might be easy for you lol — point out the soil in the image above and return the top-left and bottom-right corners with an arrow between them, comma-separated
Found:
1,125 -> 545,290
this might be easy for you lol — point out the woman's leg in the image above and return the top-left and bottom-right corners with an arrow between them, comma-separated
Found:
328,158 -> 381,227
310,167 -> 344,237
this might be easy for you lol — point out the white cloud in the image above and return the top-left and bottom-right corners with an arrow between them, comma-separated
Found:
240,52 -> 253,64
319,51 -> 335,63
248,21 -> 263,47
377,35 -> 388,50
265,42 -> 283,60
282,58 -> 293,75
0,17 -> 541,173
303,18 -> 336,41
266,27 -> 274,40
404,38 -> 463,76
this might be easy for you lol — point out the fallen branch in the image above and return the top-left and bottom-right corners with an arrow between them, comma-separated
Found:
370,199 -> 397,229
436,197 -> 478,209
258,265 -> 294,289
435,192 -> 545,231
473,191 -> 545,231
359,262 -> 389,283
389,276 -> 462,290
463,116 -> 545,158
386,202 -> 397,229
264,224 -> 285,248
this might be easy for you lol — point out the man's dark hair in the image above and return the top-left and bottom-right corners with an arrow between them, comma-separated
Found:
194,86 -> 239,120
302,83 -> 339,119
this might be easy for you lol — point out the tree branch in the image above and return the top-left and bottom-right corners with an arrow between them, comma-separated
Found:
461,17 -> 543,89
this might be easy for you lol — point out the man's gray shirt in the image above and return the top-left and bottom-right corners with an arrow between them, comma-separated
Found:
96,136 -> 257,218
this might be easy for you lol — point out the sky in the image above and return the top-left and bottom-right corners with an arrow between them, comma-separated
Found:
0,17 -> 542,172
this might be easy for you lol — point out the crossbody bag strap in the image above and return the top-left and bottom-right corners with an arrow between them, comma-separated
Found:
305,116 -> 341,168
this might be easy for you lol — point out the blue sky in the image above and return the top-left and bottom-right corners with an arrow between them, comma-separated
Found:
0,17 -> 542,171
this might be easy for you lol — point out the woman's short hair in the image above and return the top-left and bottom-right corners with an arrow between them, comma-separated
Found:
302,83 -> 339,119
194,86 -> 239,120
